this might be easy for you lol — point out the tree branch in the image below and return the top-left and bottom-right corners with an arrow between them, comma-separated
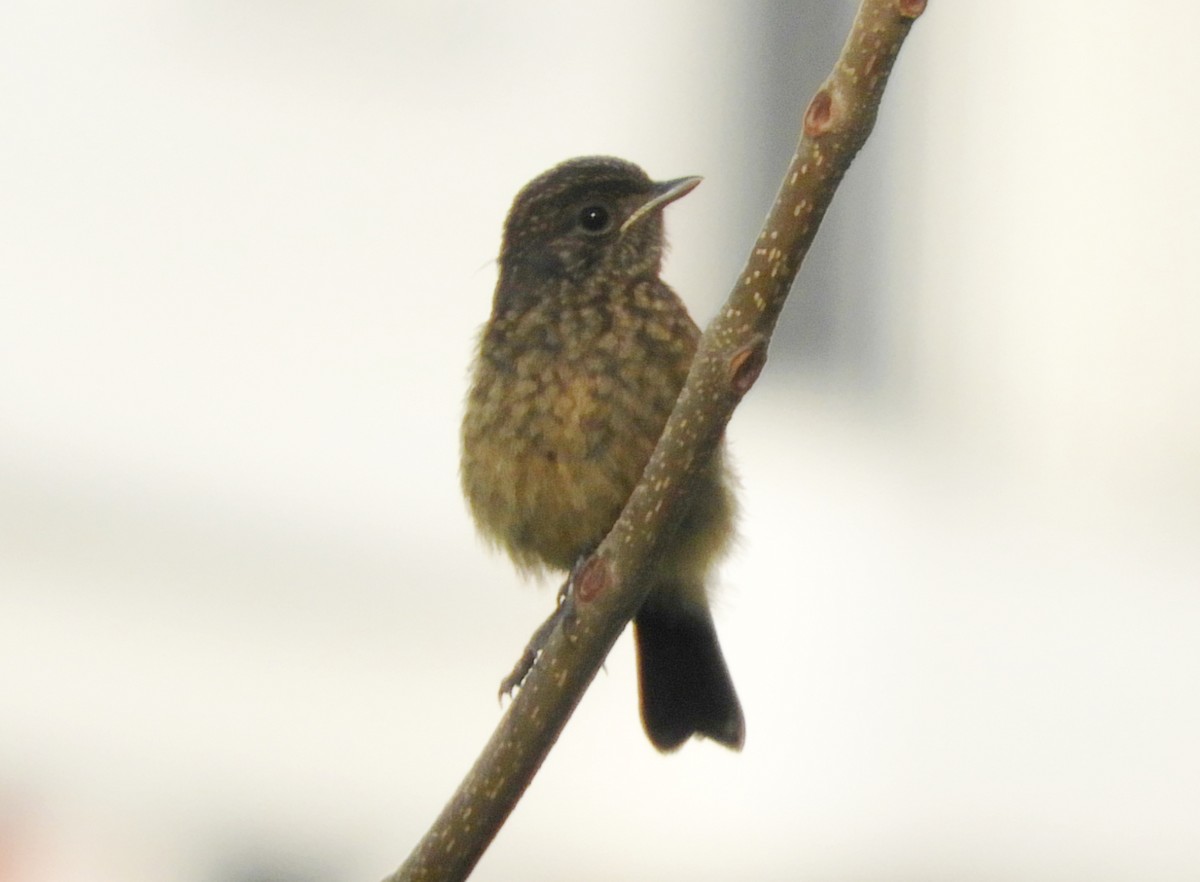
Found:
386,1 -> 927,879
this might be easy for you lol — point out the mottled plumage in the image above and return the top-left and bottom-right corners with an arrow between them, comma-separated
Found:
461,156 -> 744,751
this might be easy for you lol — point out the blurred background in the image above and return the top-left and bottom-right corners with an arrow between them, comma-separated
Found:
3,1 -> 1199,880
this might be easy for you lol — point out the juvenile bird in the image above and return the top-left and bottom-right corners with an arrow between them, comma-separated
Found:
460,156 -> 744,752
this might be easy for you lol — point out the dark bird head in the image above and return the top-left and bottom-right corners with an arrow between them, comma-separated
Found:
497,156 -> 701,293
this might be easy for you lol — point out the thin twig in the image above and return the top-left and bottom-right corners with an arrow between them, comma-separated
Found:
387,2 -> 927,879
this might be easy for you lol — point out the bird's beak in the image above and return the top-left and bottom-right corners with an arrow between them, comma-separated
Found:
620,175 -> 703,234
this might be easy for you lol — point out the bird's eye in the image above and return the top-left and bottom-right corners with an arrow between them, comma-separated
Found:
577,204 -> 612,234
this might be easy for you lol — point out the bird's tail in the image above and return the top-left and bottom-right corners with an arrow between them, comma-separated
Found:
633,595 -> 744,752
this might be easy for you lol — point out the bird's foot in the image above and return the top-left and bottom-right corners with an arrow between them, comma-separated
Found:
498,569 -> 579,699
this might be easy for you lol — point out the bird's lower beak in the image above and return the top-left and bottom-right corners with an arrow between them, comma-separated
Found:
620,175 -> 703,234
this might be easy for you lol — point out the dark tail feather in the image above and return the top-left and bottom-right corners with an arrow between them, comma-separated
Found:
634,599 -> 745,752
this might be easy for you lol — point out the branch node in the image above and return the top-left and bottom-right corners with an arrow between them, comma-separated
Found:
803,89 -> 835,138
729,339 -> 768,397
898,0 -> 927,18
573,555 -> 611,604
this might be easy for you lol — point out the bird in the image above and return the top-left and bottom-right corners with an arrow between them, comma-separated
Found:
460,155 -> 744,752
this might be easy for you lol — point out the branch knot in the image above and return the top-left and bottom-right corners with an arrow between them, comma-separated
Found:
729,338 -> 768,397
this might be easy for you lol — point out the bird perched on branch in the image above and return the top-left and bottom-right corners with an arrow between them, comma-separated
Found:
460,156 -> 744,752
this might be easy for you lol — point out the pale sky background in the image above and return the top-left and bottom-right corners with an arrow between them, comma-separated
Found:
3,2 -> 1199,881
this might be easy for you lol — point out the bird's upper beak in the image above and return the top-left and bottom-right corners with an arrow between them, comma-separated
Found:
620,175 -> 703,234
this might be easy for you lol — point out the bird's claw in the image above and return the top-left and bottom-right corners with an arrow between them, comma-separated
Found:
498,567 -> 587,699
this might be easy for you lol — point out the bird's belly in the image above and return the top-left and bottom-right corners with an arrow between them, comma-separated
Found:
462,368 -> 661,572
